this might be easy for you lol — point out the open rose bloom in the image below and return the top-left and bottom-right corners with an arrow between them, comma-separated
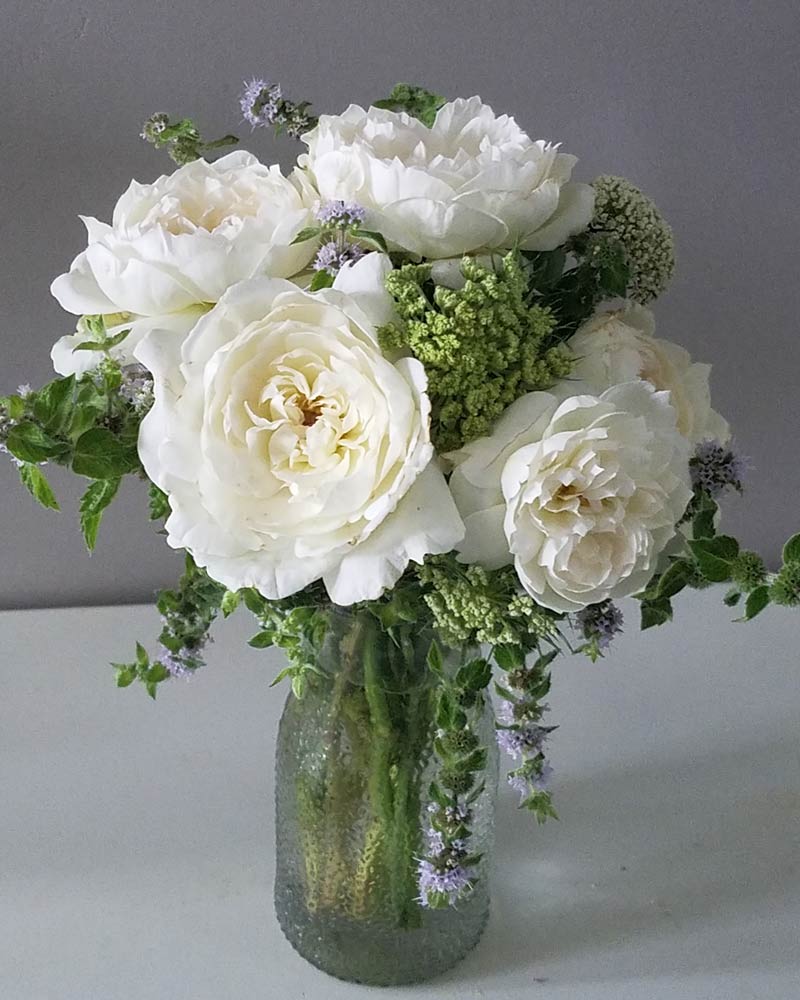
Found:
6,81 -> 796,983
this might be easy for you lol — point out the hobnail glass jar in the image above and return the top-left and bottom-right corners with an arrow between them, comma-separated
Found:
274,607 -> 499,986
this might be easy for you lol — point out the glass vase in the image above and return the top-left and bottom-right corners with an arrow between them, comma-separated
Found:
274,607 -> 499,986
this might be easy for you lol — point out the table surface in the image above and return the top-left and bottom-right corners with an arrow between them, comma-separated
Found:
1,590 -> 798,1000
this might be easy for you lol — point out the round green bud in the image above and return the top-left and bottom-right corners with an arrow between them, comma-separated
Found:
729,551 -> 768,591
439,767 -> 475,796
440,729 -> 479,756
769,562 -> 800,607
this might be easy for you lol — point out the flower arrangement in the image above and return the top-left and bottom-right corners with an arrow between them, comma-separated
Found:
4,79 -> 798,980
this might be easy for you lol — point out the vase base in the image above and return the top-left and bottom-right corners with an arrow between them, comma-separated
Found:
275,882 -> 490,986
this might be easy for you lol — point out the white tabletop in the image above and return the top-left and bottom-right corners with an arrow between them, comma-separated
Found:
1,590 -> 798,1000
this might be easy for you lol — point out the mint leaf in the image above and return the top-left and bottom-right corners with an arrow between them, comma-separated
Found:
31,376 -> 76,433
148,484 -> 170,520
309,269 -> 334,291
6,422 -> 69,464
782,533 -> 800,565
373,83 -> 446,127
18,463 -> 60,511
79,477 -> 121,550
657,558 -> 693,599
739,585 -> 770,622
290,226 -> 321,245
641,597 -> 673,629
72,428 -> 139,479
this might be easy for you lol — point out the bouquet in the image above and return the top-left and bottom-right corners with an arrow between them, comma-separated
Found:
3,80 -> 797,985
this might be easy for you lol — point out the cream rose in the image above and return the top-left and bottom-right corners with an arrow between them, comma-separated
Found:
50,151 -> 318,375
568,303 -> 729,444
135,254 -> 464,604
449,381 -> 692,612
299,98 -> 594,259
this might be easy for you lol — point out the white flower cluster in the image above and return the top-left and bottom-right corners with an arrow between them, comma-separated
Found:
49,95 -> 725,610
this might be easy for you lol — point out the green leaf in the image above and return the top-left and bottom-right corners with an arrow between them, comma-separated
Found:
532,649 -> 560,672
436,689 -> 457,729
355,229 -> 389,253
782,533 -> 800,565
147,484 -> 170,520
72,328 -> 130,352
221,590 -> 241,617
146,661 -> 170,683
79,477 -> 121,550
65,380 -> 107,440
6,422 -> 69,464
641,597 -> 673,630
373,83 -> 446,127
494,644 -> 525,671
455,657 -> 492,692
309,269 -> 335,291
290,226 -> 321,245
723,588 -> 742,607
458,747 -> 488,772
115,667 -> 137,688
248,631 -> 274,649
657,558 -> 693,599
18,463 -> 60,511
31,376 -> 76,432
71,427 -> 139,479
241,588 -> 267,615
427,640 -> 444,676
739,585 -> 770,622
1,394 -> 26,420
692,494 -> 719,539
689,537 -> 739,583
269,665 -> 295,688
135,642 -> 149,668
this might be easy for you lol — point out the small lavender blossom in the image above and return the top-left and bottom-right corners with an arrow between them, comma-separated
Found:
312,240 -> 365,276
496,722 -> 548,761
17,384 -> 32,398
240,78 -> 283,128
426,828 -> 445,854
690,439 -> 745,497
417,858 -> 475,907
157,646 -> 193,679
576,599 -> 624,650
315,200 -> 366,229
119,365 -> 155,416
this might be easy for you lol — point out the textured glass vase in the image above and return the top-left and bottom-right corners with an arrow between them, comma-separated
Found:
274,608 -> 499,986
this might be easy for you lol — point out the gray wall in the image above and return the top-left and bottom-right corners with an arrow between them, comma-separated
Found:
1,0 -> 798,610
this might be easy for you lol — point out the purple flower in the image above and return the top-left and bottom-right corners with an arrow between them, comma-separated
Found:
426,828 -> 445,854
690,439 -> 745,497
576,599 -> 624,649
157,646 -> 193,679
312,240 -> 365,276
315,200 -> 366,228
119,365 -> 154,415
417,858 -> 475,907
240,78 -> 282,128
496,722 -> 548,761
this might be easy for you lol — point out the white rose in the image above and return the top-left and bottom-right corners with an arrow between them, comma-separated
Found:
299,98 -> 594,259
135,254 -> 464,604
449,381 -> 692,612
50,151 -> 318,374
568,303 -> 729,444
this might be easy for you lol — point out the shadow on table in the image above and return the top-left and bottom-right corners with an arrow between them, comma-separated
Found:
448,726 -> 800,986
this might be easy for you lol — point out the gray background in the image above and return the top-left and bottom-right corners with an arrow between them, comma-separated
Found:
1,0 -> 798,609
